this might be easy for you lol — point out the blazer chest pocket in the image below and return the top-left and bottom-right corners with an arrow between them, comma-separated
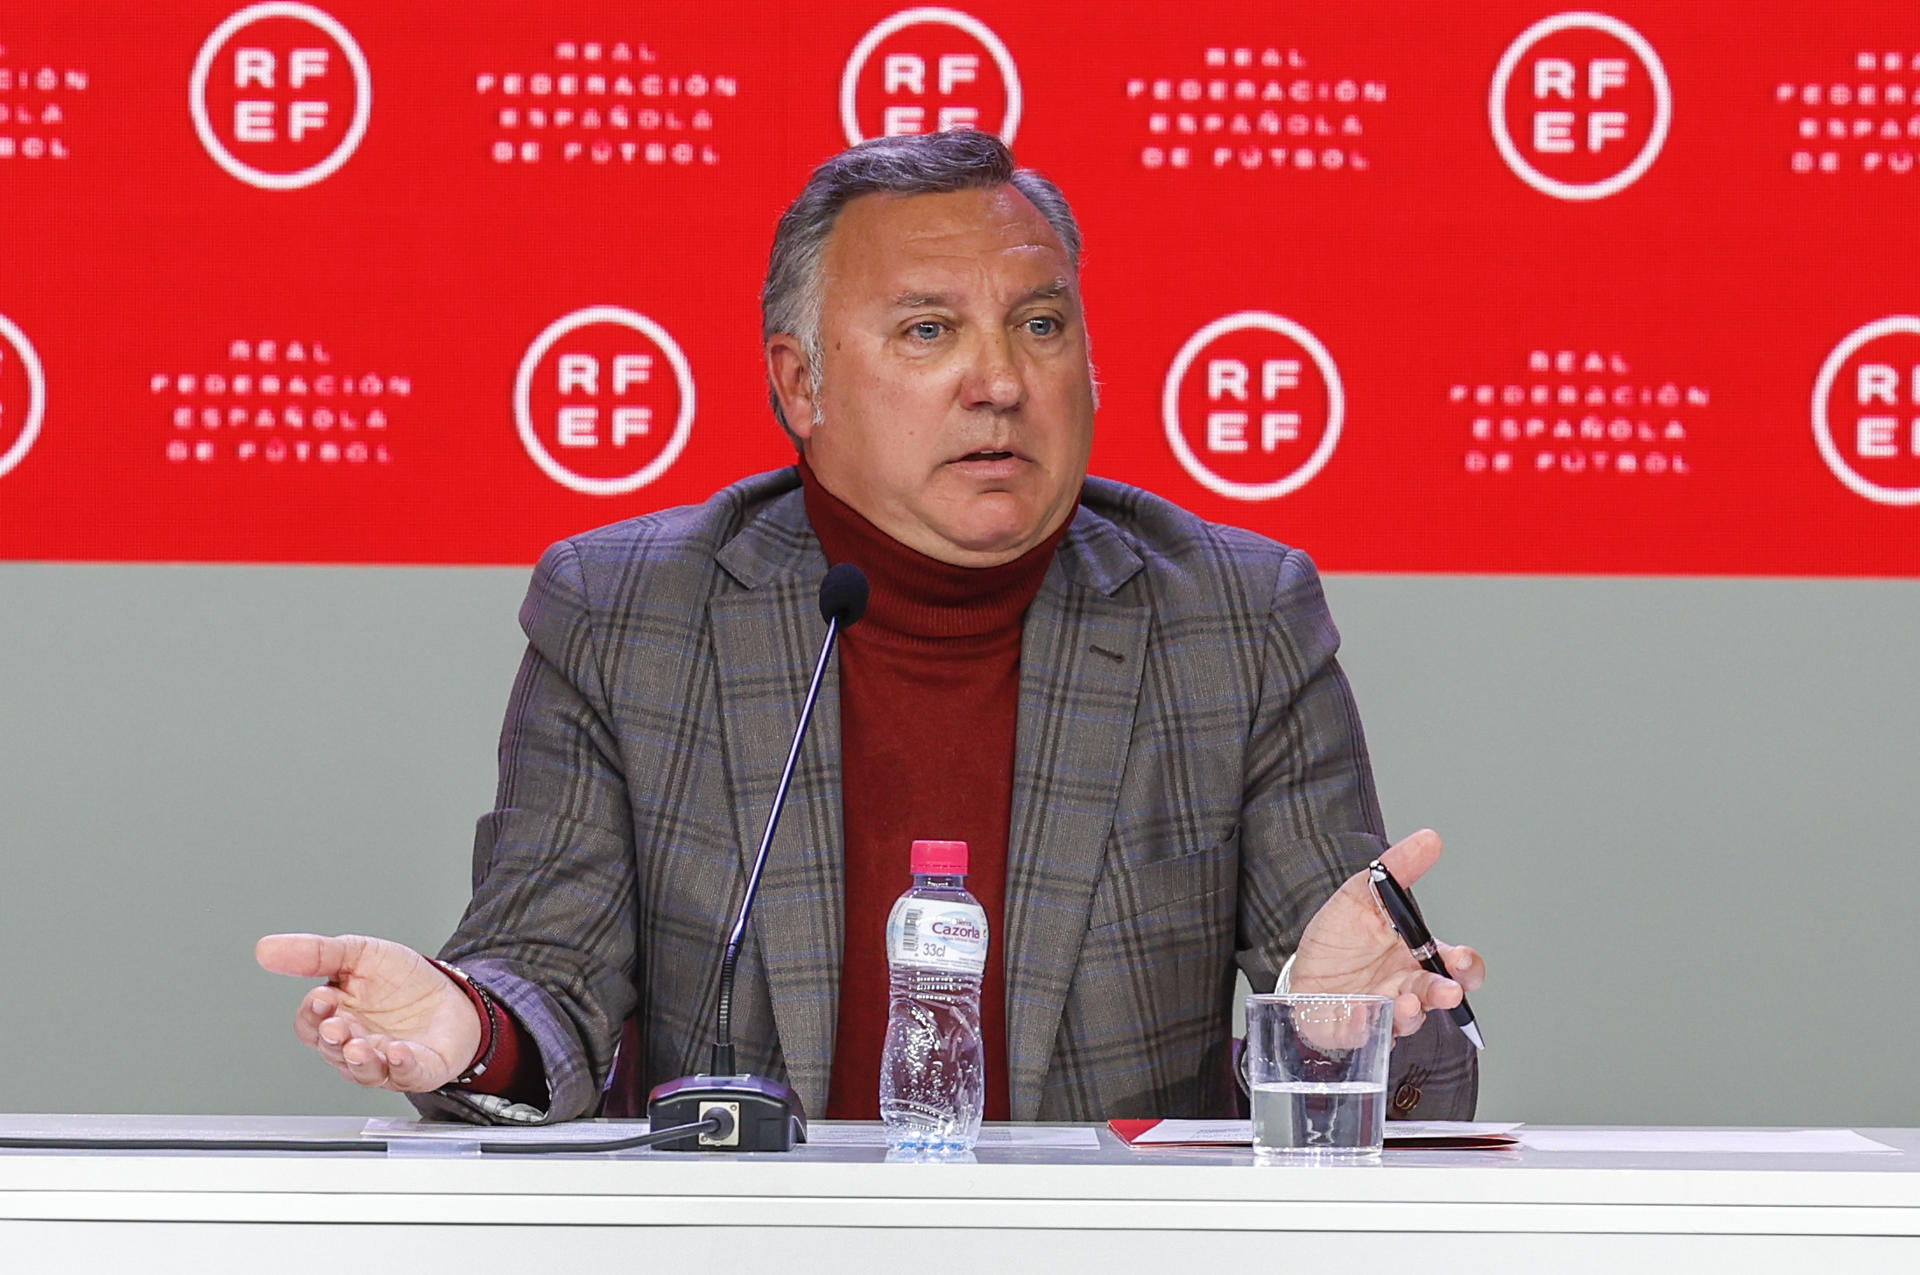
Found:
1088,827 -> 1238,930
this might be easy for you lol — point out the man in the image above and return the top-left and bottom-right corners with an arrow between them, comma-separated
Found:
258,131 -> 1484,1125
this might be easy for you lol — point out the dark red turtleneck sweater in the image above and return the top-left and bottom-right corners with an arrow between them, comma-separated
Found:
800,458 -> 1069,1121
457,462 -> 1072,1119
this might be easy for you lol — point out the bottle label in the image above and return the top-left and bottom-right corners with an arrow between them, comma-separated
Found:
887,898 -> 989,974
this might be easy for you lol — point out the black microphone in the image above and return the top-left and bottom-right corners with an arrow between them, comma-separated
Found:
817,560 -> 869,627
647,563 -> 868,1151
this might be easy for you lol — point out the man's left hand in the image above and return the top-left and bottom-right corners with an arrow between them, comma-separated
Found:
1290,828 -> 1486,1038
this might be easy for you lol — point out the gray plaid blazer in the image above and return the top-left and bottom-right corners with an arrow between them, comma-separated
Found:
419,468 -> 1476,1124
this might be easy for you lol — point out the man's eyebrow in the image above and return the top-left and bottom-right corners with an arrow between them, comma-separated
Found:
886,279 -> 1076,309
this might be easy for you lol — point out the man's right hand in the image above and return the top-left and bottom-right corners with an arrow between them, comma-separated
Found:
255,933 -> 483,1093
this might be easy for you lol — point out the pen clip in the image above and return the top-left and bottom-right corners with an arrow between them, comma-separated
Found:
1370,857 -> 1437,942
1365,859 -> 1405,938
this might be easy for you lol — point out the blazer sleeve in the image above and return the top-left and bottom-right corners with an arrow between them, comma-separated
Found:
1234,547 -> 1479,1120
411,537 -> 639,1125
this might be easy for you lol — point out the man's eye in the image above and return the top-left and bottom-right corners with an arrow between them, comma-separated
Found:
1025,316 -> 1060,337
908,321 -> 944,340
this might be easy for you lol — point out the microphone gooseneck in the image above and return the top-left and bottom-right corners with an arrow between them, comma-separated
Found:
710,564 -> 868,1077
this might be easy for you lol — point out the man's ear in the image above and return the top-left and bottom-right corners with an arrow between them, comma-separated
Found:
765,334 -> 819,441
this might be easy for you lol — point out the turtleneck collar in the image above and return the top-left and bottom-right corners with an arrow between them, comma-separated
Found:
796,454 -> 1073,640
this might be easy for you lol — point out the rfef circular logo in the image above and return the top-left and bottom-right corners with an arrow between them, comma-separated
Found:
0,314 -> 47,481
1490,12 -> 1670,201
1812,316 -> 1920,507
191,2 -> 371,190
514,306 -> 695,497
1162,312 -> 1344,502
841,8 -> 1020,145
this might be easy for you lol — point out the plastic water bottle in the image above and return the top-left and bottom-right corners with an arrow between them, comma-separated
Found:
879,839 -> 988,1155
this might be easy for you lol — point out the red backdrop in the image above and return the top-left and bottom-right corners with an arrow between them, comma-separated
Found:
1,1 -> 1916,573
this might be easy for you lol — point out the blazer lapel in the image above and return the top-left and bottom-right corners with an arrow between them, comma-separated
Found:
709,493 -> 842,1117
1003,509 -> 1147,1119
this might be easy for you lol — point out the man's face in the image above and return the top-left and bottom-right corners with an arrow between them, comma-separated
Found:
770,185 -> 1095,568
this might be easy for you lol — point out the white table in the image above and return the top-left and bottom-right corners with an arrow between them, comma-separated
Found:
3,1116 -> 1917,1272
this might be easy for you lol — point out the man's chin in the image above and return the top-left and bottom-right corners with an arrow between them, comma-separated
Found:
922,512 -> 1060,566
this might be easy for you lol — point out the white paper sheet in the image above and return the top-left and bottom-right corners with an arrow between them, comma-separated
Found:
803,1124 -> 1100,1148
362,1118 -> 654,1143
975,1125 -> 1101,1148
1516,1128 -> 1898,1155
1130,1119 -> 1522,1146
1130,1119 -> 1251,1145
0,1114 -> 357,1144
1389,1121 -> 1523,1140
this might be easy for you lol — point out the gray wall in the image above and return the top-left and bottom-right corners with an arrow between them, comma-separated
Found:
1,562 -> 1914,1126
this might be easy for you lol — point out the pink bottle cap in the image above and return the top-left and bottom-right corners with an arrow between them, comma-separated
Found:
910,840 -> 969,876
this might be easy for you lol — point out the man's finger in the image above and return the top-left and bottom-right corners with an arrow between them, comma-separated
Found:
1378,966 -> 1462,1018
1438,942 -> 1486,993
340,1033 -> 393,1087
1392,991 -> 1425,1037
1376,828 -> 1443,888
293,989 -> 336,1049
1410,967 -> 1464,1011
313,1011 -> 364,1068
256,932 -> 367,981
294,988 -> 339,1046
382,1039 -> 441,1093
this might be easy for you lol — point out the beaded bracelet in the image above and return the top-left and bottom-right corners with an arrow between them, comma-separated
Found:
428,958 -> 500,1084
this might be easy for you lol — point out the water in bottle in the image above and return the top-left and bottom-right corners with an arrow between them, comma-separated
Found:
879,839 -> 988,1156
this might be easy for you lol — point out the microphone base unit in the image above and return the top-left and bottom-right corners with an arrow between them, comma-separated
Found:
646,1073 -> 808,1152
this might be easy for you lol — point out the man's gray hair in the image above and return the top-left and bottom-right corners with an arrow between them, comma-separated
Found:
761,131 -> 1084,441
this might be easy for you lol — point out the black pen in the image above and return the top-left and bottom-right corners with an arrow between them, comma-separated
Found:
1367,859 -> 1484,1050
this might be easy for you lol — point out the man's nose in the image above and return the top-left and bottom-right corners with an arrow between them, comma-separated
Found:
960,330 -> 1025,412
